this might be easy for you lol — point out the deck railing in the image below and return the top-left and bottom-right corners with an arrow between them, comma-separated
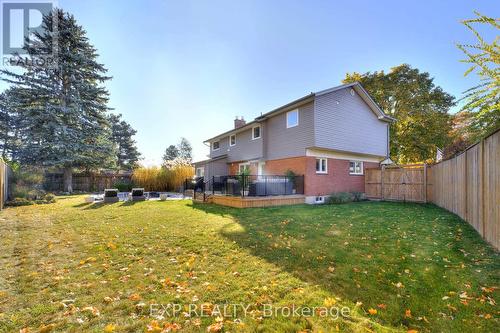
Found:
184,175 -> 304,198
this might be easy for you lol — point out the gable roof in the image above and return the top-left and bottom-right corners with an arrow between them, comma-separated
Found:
204,82 -> 394,143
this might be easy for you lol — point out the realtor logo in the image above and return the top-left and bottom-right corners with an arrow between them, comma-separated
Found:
1,0 -> 57,60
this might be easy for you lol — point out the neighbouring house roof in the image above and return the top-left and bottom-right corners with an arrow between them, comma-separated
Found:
203,82 -> 394,143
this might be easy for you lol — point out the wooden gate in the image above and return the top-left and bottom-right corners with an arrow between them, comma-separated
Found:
365,164 -> 428,203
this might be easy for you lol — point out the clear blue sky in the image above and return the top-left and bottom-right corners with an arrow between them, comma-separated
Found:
3,0 -> 499,164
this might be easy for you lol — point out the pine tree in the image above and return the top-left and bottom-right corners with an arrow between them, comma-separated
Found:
0,88 -> 26,161
163,145 -> 179,163
108,113 -> 141,170
1,9 -> 115,192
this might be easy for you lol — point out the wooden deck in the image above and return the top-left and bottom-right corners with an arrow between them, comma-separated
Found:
209,194 -> 305,208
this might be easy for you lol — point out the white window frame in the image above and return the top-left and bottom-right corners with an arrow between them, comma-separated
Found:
212,141 -> 220,151
316,158 -> 328,174
286,109 -> 299,128
238,162 -> 250,174
349,161 -> 364,175
196,167 -> 205,178
252,125 -> 261,140
229,134 -> 236,146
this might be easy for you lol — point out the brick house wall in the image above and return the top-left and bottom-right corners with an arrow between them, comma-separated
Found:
264,156 -> 379,196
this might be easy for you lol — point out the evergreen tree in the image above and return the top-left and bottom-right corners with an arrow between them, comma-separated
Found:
1,9 -> 115,192
0,88 -> 27,161
177,137 -> 192,162
344,64 -> 455,163
163,145 -> 179,163
108,113 -> 141,170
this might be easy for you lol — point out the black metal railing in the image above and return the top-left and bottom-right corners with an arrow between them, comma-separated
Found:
184,175 -> 304,198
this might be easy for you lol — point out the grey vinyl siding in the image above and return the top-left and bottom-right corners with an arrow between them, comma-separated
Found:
314,88 -> 388,157
264,102 -> 315,160
225,126 -> 264,162
209,126 -> 264,162
197,158 -> 228,180
209,137 -> 228,159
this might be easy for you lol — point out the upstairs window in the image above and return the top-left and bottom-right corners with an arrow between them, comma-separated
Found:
212,141 -> 220,150
316,158 -> 327,174
229,134 -> 236,146
349,161 -> 363,175
286,109 -> 299,128
252,125 -> 261,140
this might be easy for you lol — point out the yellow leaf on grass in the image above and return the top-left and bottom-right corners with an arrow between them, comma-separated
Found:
368,308 -> 377,315
328,266 -> 335,272
407,330 -> 418,333
39,324 -> 56,333
405,309 -> 412,318
207,322 -> 223,332
128,293 -> 141,301
107,242 -> 117,250
104,324 -> 116,332
324,297 -> 337,307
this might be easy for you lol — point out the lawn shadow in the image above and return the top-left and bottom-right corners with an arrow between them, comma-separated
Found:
189,201 -> 500,332
73,202 -> 92,208
83,202 -> 108,209
120,200 -> 142,206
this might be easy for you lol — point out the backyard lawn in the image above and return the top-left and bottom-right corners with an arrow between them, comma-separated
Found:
0,197 -> 498,332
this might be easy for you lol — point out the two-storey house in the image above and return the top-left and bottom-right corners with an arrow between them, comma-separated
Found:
194,82 -> 394,204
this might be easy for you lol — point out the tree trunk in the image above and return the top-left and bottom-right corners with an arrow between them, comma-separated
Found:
63,167 -> 73,193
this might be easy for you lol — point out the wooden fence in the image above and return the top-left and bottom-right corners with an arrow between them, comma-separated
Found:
365,129 -> 499,250
0,159 -> 12,210
44,172 -> 132,192
365,164 -> 429,203
431,129 -> 499,250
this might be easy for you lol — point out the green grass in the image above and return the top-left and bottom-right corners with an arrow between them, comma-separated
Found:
0,197 -> 498,332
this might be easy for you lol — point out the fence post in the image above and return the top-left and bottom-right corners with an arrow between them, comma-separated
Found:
265,176 -> 267,196
480,138 -> 485,237
423,163 -> 427,203
381,165 -> 385,200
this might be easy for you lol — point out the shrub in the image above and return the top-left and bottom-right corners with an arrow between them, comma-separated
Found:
11,167 -> 45,200
44,193 -> 56,203
351,192 -> 366,202
326,192 -> 354,204
326,192 -> 368,204
132,165 -> 194,192
113,180 -> 134,192
6,198 -> 34,207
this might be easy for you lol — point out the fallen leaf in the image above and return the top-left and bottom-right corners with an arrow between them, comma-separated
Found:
368,308 -> 377,315
405,309 -> 412,318
324,297 -> 336,307
104,324 -> 116,332
39,324 -> 55,333
207,322 -> 223,332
